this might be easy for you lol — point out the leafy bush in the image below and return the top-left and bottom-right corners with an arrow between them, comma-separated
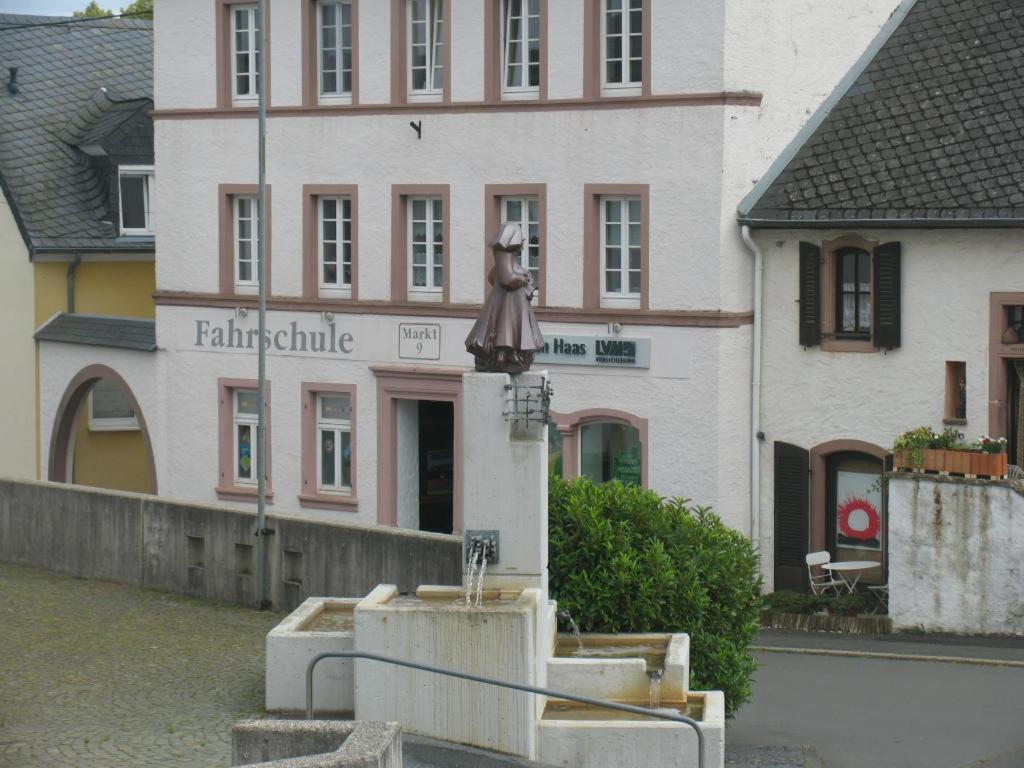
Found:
763,590 -> 820,615
827,593 -> 873,616
548,475 -> 762,716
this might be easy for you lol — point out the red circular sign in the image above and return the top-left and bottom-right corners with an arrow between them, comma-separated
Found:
837,497 -> 881,540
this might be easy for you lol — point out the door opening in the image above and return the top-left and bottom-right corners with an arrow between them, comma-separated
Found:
825,451 -> 886,586
1008,360 -> 1022,466
395,399 -> 454,534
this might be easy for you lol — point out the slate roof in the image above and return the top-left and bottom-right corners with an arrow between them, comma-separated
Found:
35,313 -> 156,351
0,14 -> 153,252
740,0 -> 1024,226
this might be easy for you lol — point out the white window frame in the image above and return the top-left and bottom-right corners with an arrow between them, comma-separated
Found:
408,196 -> 444,302
601,0 -> 643,96
407,0 -> 444,102
233,389 -> 259,486
88,379 -> 140,432
316,393 -> 353,494
500,195 -> 540,292
600,195 -> 642,308
317,0 -> 353,104
318,196 -> 353,297
118,165 -> 155,236
234,196 -> 259,292
502,0 -> 540,100
231,4 -> 260,104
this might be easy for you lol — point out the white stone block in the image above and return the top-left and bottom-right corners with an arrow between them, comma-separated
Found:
538,690 -> 724,768
266,597 -> 360,715
354,585 -> 545,759
461,371 -> 548,591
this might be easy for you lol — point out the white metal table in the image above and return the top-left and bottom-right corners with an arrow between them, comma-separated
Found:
823,561 -> 881,593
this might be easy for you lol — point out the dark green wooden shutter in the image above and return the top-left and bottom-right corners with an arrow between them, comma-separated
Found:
774,441 -> 810,592
798,242 -> 821,347
873,242 -> 901,349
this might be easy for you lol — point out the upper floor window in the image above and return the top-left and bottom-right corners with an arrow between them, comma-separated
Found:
601,196 -> 642,306
235,196 -> 259,290
501,196 -> 540,288
319,0 -> 353,100
317,393 -> 353,493
319,196 -> 353,295
408,0 -> 444,100
602,0 -> 642,94
836,247 -> 871,337
233,389 -> 260,486
503,0 -> 540,98
232,5 -> 261,102
408,196 -> 444,301
118,166 -> 154,236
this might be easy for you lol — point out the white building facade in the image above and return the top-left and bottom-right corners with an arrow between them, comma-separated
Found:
39,0 -> 902,544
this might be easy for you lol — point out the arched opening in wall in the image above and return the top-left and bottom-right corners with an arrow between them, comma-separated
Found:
48,365 -> 157,495
810,441 -> 889,589
550,409 -> 648,488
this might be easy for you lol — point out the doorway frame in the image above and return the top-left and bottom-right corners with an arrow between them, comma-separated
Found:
371,364 -> 466,532
989,292 -> 1024,440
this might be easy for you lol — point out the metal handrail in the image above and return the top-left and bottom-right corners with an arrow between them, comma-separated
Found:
306,651 -> 706,768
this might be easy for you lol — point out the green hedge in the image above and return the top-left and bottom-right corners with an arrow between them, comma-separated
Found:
548,475 -> 762,715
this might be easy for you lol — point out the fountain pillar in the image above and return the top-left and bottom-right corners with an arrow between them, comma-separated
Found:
460,370 -> 549,596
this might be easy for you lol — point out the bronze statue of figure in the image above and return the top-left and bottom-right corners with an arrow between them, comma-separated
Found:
465,222 -> 545,374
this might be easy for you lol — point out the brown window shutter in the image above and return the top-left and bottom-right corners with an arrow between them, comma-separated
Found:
798,242 -> 822,347
873,242 -> 901,349
773,441 -> 810,592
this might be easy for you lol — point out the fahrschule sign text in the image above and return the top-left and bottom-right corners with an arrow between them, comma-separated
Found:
194,318 -> 354,354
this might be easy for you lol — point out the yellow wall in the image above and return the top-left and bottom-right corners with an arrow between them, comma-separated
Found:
71,401 -> 153,494
34,260 -> 155,326
35,257 -> 156,492
0,197 -> 37,480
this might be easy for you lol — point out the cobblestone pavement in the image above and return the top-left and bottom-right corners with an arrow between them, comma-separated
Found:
0,562 -> 284,768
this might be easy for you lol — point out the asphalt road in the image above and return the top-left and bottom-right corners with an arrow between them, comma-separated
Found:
728,648 -> 1024,768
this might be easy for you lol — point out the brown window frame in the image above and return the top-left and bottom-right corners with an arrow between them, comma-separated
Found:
299,382 -> 358,512
583,0 -> 652,100
390,184 -> 451,304
390,0 -> 452,105
216,378 -> 273,502
215,0 -> 272,109
302,184 -> 359,299
820,235 -> 877,353
583,184 -> 649,310
302,0 -> 360,106
219,184 -> 272,297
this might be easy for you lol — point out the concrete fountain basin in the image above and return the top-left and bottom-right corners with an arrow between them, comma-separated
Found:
266,596 -> 360,715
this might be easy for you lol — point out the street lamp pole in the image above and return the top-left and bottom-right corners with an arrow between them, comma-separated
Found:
255,0 -> 270,609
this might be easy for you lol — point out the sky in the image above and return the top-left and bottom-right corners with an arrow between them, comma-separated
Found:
0,0 -> 87,15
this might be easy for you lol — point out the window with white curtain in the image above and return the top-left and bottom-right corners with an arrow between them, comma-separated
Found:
503,0 -> 540,97
408,197 -> 444,300
232,4 -> 260,101
318,0 -> 353,100
408,0 -> 444,99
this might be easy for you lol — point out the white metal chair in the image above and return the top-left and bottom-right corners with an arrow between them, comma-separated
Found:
869,584 -> 889,614
805,551 -> 845,596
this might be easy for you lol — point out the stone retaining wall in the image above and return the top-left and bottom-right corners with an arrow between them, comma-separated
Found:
0,478 -> 461,609
889,474 -> 1024,635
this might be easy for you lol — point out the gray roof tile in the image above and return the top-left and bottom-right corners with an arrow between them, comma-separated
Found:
36,313 -> 156,351
0,14 -> 152,251
743,0 -> 1024,225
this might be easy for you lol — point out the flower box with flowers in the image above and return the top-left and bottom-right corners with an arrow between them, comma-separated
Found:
892,428 -> 1007,478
